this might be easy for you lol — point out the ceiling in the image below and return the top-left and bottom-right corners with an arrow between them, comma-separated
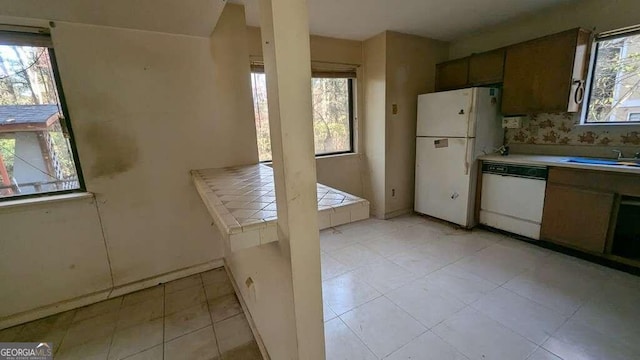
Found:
233,0 -> 575,41
0,0 -> 226,37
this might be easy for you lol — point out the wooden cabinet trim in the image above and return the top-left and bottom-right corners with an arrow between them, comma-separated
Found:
548,167 -> 640,196
468,48 -> 506,86
435,57 -> 470,91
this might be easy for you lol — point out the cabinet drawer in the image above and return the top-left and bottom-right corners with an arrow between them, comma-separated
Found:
548,167 -> 640,196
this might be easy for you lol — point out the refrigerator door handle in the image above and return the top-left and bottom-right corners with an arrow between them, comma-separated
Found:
464,139 -> 472,175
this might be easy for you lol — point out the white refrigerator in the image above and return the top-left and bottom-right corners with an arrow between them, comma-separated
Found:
414,87 -> 502,228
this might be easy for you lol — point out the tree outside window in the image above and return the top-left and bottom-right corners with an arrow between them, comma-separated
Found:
0,43 -> 80,198
250,73 -> 354,162
586,33 -> 640,123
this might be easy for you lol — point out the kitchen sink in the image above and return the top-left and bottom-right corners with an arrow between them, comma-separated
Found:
566,157 -> 640,167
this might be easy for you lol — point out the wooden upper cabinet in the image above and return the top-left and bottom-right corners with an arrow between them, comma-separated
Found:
502,28 -> 591,115
435,57 -> 469,91
468,49 -> 505,85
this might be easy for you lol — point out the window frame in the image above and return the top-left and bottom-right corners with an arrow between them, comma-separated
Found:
0,28 -> 86,202
581,26 -> 640,125
313,77 -> 355,158
250,70 -> 356,162
628,112 -> 640,121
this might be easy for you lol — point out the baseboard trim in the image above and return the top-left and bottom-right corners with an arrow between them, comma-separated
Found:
109,259 -> 224,298
384,208 -> 412,219
223,258 -> 270,360
0,258 -> 224,330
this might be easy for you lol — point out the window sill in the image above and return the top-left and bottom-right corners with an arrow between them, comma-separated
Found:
259,152 -> 359,164
0,192 -> 95,211
576,121 -> 640,127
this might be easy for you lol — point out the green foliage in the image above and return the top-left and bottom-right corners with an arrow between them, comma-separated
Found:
0,45 -> 79,187
587,34 -> 640,122
0,138 -> 15,177
48,128 -> 77,178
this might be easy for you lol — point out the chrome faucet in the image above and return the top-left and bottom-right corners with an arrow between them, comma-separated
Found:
612,149 -> 640,161
612,149 -> 623,160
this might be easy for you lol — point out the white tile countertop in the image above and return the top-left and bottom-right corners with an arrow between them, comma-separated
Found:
479,154 -> 640,175
191,164 -> 369,252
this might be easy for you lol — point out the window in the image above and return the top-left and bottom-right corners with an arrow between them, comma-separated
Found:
0,28 -> 83,200
584,27 -> 640,124
250,71 -> 355,162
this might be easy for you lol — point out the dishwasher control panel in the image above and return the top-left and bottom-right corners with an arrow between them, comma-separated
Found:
482,162 -> 548,180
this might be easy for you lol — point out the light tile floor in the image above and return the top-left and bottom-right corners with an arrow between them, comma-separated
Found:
3,214 -> 639,360
0,267 -> 261,360
322,214 -> 640,360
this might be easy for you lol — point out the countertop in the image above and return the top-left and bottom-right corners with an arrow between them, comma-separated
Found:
479,154 -> 640,175
190,164 -> 369,252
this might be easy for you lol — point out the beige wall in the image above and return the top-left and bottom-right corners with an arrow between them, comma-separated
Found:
363,31 -> 447,218
362,32 -> 387,218
247,26 -> 362,65
225,4 -> 325,357
0,196 -> 111,319
0,5 -> 259,325
226,243 -> 297,360
450,0 -> 640,58
385,32 -> 448,216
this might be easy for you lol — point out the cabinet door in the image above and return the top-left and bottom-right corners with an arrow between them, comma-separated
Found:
502,29 -> 584,115
541,184 -> 614,253
469,49 -> 505,85
436,58 -> 469,91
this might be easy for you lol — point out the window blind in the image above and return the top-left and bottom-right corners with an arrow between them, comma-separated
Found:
250,59 -> 357,78
596,24 -> 640,42
0,25 -> 52,47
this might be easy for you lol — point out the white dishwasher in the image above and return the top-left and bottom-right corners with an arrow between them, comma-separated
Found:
479,162 -> 548,239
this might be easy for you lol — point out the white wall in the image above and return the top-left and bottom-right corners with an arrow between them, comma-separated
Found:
0,5 -> 259,325
0,196 -> 111,318
449,0 -> 640,58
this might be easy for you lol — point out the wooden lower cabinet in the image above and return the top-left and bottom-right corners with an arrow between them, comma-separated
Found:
541,183 -> 615,253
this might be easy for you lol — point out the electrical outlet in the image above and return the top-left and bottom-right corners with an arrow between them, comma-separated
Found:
502,116 -> 523,129
392,188 -> 396,197
392,104 -> 398,115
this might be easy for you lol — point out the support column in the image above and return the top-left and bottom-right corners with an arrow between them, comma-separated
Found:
258,0 -> 325,358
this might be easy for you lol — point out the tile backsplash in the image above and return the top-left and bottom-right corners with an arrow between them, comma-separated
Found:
505,113 -> 640,146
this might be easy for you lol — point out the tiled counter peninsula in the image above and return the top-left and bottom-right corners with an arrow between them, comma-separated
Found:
191,164 -> 369,252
